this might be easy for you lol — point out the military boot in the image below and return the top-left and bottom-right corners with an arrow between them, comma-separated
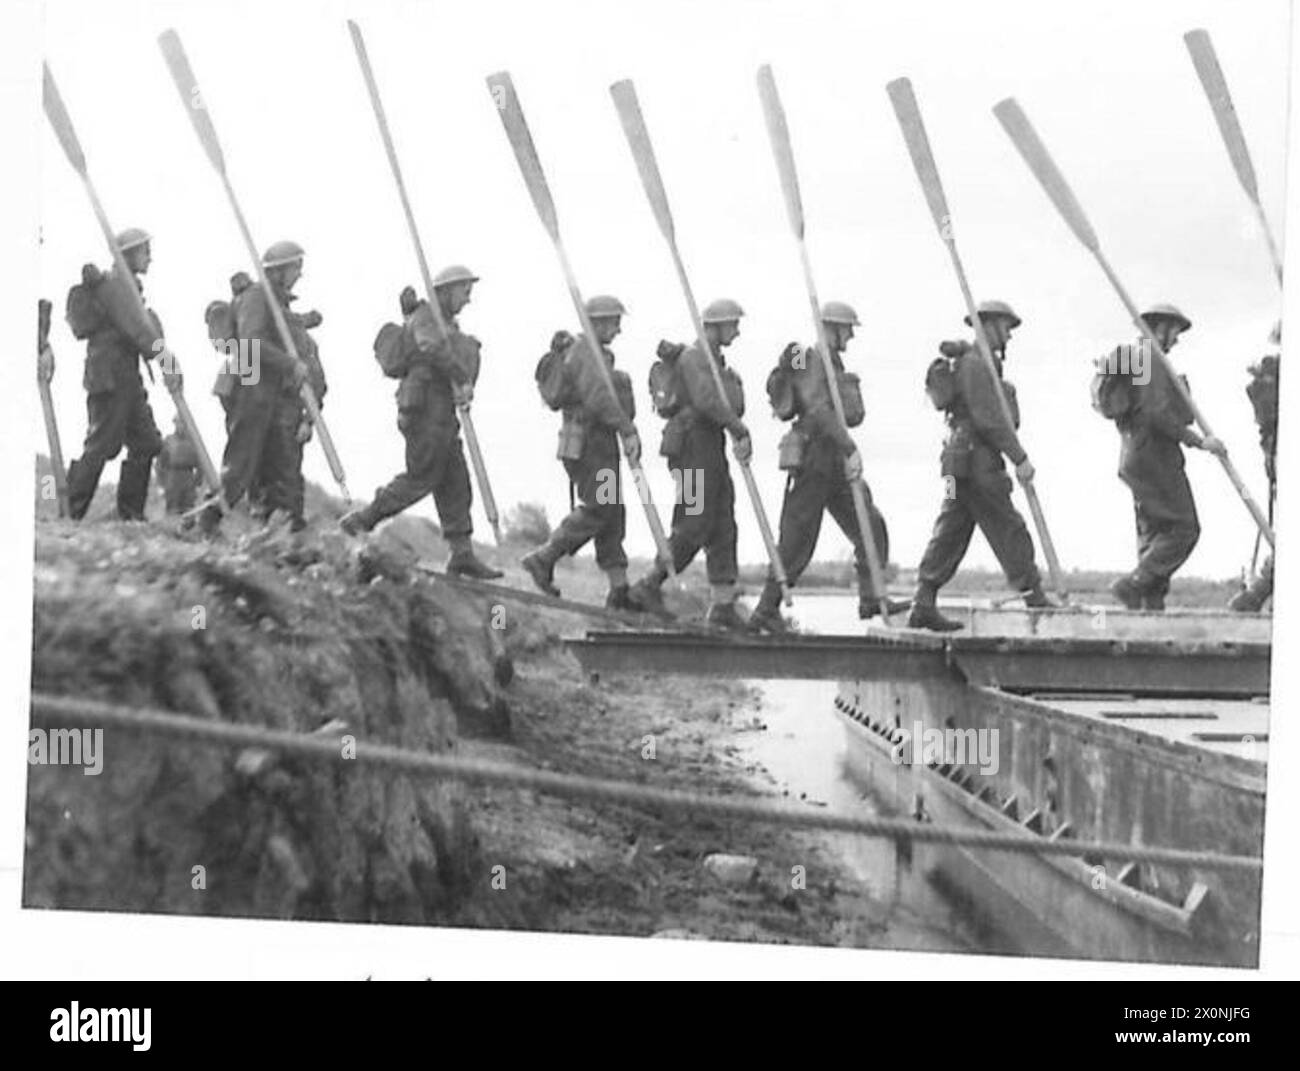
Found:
197,500 -> 223,537
447,540 -> 504,580
606,584 -> 634,612
1141,591 -> 1166,611
746,579 -> 789,635
521,546 -> 561,597
1229,580 -> 1270,613
1021,584 -> 1051,609
1109,575 -> 1144,610
628,572 -> 672,618
906,584 -> 962,632
859,596 -> 912,620
116,455 -> 153,521
706,600 -> 747,632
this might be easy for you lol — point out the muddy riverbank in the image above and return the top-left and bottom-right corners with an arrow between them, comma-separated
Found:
26,514 -> 970,953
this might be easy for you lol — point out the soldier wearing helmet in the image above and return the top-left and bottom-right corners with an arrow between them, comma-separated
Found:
1230,319 -> 1282,612
522,294 -> 642,608
64,226 -> 168,521
1108,303 -> 1225,610
341,265 -> 502,579
749,300 -> 900,633
907,299 -> 1048,631
626,298 -> 753,629
251,302 -> 326,531
199,239 -> 314,529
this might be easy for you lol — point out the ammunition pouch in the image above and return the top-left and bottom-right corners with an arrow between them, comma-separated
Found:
940,423 -> 974,479
557,416 -> 586,462
778,427 -> 808,471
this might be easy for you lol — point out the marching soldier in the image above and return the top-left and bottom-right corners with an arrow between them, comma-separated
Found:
627,299 -> 752,629
340,266 -> 502,579
200,240 -> 312,530
748,301 -> 898,634
252,306 -> 325,531
1106,304 -> 1226,610
521,295 -> 641,609
156,415 -> 201,515
64,227 -> 173,521
908,300 -> 1047,631
1230,319 -> 1281,612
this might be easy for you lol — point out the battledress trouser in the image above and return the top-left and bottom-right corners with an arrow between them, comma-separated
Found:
66,378 -> 162,521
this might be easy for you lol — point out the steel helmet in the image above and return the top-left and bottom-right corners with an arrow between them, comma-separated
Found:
1139,303 -> 1192,332
820,300 -> 860,326
433,264 -> 480,289
115,227 -> 152,253
702,298 -> 745,324
262,240 -> 305,268
586,294 -> 627,320
1269,320 -> 1282,346
964,299 -> 1021,328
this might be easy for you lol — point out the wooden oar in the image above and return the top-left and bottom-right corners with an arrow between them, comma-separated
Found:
887,77 -> 1068,603
609,78 -> 790,604
42,62 -> 222,503
756,65 -> 892,624
1184,29 -> 1283,288
994,97 -> 1274,549
348,20 -> 501,542
36,298 -> 68,516
157,29 -> 351,502
486,70 -> 677,578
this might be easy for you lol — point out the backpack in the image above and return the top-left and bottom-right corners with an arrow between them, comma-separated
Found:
205,271 -> 253,350
1090,350 -> 1135,421
535,329 -> 575,410
648,339 -> 687,418
766,342 -> 803,421
926,341 -> 967,410
373,321 -> 415,379
1090,371 -> 1134,421
65,264 -> 107,340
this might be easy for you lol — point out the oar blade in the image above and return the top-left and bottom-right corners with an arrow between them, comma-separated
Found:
157,29 -> 226,174
487,70 -> 560,242
610,79 -> 675,243
887,77 -> 952,238
756,64 -> 805,240
993,97 -> 1099,253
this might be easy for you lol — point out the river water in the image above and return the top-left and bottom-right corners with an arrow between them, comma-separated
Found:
736,592 -> 1015,956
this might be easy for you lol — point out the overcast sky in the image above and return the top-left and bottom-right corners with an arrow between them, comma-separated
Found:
31,0 -> 1292,581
